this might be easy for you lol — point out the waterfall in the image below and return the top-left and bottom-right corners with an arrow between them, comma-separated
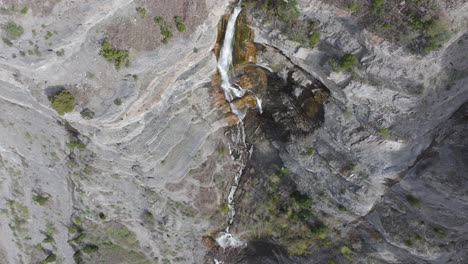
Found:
217,3 -> 245,102
214,2 -> 249,250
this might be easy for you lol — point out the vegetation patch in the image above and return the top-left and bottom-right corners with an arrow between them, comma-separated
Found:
20,7 -> 28,15
331,53 -> 357,72
348,1 -> 358,12
406,194 -> 421,207
114,98 -> 122,106
42,253 -> 57,263
3,38 -> 13,47
136,7 -> 146,18
333,0 -> 450,53
244,166 -> 332,256
377,128 -> 390,139
45,31 -> 53,40
80,108 -> 95,120
51,90 -> 75,115
174,16 -> 186,32
245,0 -> 318,46
3,22 -> 24,40
33,194 -> 49,206
99,39 -> 130,70
309,32 -> 320,48
66,140 -> 86,150
154,17 -> 173,44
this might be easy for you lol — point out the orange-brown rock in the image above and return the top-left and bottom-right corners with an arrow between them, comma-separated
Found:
233,65 -> 268,93
225,112 -> 239,125
213,15 -> 229,58
232,93 -> 257,109
302,98 -> 322,119
202,235 -> 220,252
233,11 -> 256,65
211,72 -> 231,113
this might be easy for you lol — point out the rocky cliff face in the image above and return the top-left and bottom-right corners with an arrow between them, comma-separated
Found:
0,0 -> 466,263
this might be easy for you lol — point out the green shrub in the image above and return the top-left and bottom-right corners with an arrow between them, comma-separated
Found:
372,0 -> 385,14
3,22 -> 24,40
99,39 -> 129,70
43,234 -> 54,243
82,244 -> 99,253
286,239 -> 309,256
136,7 -> 146,18
340,246 -> 352,259
305,147 -> 314,156
433,227 -> 446,236
348,1 -> 358,12
377,128 -> 390,138
257,0 -> 300,25
80,108 -> 95,120
3,38 -> 13,47
404,239 -> 413,247
66,140 -> 86,150
290,191 -> 312,209
51,90 -> 75,115
99,212 -> 106,220
74,216 -> 82,225
423,18 -> 450,53
20,7 -> 28,15
406,194 -> 421,207
33,194 -> 49,206
55,48 -> 65,56
276,0 -> 300,25
114,98 -> 122,106
332,53 -> 357,72
174,16 -> 186,32
42,253 -> 57,263
45,31 -> 53,40
160,25 -> 173,44
154,16 -> 164,24
309,32 -> 320,48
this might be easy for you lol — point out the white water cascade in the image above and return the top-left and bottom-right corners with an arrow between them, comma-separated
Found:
214,0 -> 266,252
214,1 -> 248,250
217,3 -> 245,103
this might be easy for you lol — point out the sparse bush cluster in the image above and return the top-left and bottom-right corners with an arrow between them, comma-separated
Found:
154,16 -> 174,44
66,140 -> 86,150
331,53 -> 357,72
372,0 -> 385,15
309,32 -> 320,48
3,22 -> 24,40
348,1 -> 358,12
245,0 -> 321,48
342,0 -> 450,54
247,166 -> 331,256
135,7 -> 146,18
51,90 -> 75,115
99,39 -> 130,70
174,16 -> 186,32
33,194 -> 49,206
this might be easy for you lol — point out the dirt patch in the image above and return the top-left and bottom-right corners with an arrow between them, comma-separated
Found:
0,0 -> 61,16
106,0 -> 208,51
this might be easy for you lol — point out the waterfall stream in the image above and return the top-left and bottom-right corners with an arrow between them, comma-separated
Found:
217,3 -> 245,103
214,1 -> 247,250
214,0 -> 264,252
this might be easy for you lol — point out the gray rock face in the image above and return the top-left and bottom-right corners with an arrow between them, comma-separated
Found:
242,0 -> 468,262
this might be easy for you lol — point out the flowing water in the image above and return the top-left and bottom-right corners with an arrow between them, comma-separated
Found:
214,0 -> 265,252
215,1 -> 247,250
217,3 -> 245,103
